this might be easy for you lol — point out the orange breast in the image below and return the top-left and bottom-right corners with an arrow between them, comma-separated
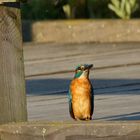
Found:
70,78 -> 92,119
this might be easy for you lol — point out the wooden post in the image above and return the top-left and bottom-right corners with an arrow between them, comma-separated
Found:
0,0 -> 27,124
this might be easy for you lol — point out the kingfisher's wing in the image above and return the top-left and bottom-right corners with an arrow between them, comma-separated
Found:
68,89 -> 75,119
90,85 -> 94,117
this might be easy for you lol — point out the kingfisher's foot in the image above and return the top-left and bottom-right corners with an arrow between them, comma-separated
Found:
85,117 -> 91,121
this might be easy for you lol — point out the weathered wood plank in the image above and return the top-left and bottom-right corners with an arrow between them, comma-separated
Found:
0,0 -> 17,3
23,20 -> 140,43
25,42 -> 140,121
0,0 -> 27,3
27,69 -> 140,121
26,65 -> 140,96
0,6 -> 27,124
27,93 -> 140,121
23,42 -> 140,77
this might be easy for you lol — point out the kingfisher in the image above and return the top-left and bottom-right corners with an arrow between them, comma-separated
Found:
68,64 -> 94,120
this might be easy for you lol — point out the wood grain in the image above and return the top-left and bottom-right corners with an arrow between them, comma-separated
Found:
24,42 -> 140,77
24,42 -> 140,121
0,0 -> 27,3
0,0 -> 17,4
0,6 -> 27,124
27,20 -> 140,43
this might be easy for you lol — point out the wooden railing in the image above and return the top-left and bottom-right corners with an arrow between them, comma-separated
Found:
0,0 -> 27,124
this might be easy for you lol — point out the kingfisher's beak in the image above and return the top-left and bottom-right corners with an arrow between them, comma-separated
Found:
86,64 -> 93,69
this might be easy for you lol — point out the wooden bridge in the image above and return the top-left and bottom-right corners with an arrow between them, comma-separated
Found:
24,42 -> 140,121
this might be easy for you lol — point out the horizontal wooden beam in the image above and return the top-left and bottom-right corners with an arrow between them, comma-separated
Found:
0,0 -> 27,4
0,121 -> 140,139
25,20 -> 140,43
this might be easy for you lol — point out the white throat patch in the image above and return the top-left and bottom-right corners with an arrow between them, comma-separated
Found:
79,70 -> 88,78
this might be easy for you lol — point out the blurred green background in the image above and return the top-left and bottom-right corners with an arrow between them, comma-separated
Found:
21,0 -> 140,20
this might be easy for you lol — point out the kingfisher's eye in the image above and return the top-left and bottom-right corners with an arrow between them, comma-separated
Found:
76,67 -> 81,72
81,66 -> 84,70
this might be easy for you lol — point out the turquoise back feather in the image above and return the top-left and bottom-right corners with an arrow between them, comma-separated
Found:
68,89 -> 75,119
74,71 -> 83,78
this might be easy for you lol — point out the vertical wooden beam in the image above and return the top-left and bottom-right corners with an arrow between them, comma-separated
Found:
0,2 -> 27,124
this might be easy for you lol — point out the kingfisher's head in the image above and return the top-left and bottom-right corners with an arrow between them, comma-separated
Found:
74,64 -> 93,79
